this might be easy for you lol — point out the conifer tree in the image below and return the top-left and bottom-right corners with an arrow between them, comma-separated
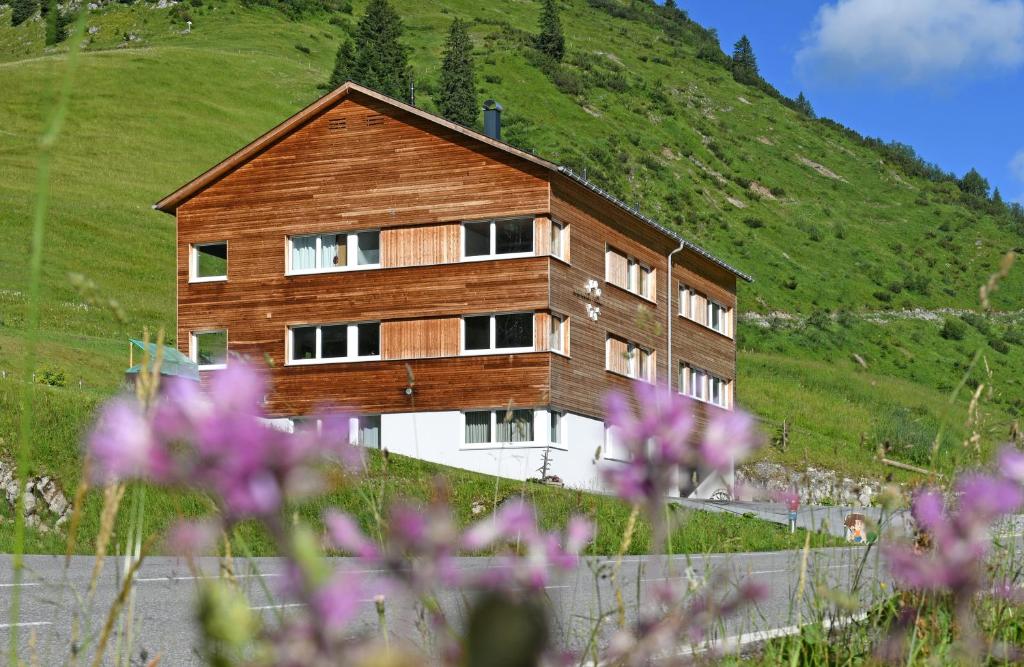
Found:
959,168 -> 990,199
731,35 -> 759,85
329,0 -> 411,99
11,0 -> 37,27
438,18 -> 478,127
794,91 -> 815,118
329,38 -> 356,89
993,187 -> 1004,206
536,0 -> 565,62
665,0 -> 677,8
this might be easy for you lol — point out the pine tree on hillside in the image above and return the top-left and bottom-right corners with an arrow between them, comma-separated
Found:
329,38 -> 355,89
665,0 -> 677,8
330,0 -> 411,99
959,168 -> 990,199
731,35 -> 759,85
794,91 -> 815,118
11,0 -> 38,27
993,187 -> 1004,206
536,0 -> 565,62
438,19 -> 478,128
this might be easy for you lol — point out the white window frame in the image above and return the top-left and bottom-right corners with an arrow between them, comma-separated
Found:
550,220 -> 567,261
461,409 -> 537,448
460,313 -> 535,355
291,415 -> 382,447
549,410 -> 564,446
190,330 -> 228,371
286,230 -> 381,275
707,299 -> 728,336
608,247 -> 655,302
460,218 -> 535,262
189,242 -> 228,283
604,424 -> 631,461
680,363 -> 731,409
550,313 -> 568,356
286,322 -> 381,365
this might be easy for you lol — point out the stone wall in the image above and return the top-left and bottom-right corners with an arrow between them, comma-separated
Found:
736,461 -> 883,507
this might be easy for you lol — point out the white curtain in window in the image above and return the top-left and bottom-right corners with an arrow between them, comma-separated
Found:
465,412 -> 491,444
320,234 -> 340,268
497,409 -> 533,443
359,416 -> 381,448
292,236 -> 317,271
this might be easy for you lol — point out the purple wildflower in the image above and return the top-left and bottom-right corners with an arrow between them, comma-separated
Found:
166,519 -> 220,559
700,409 -> 762,472
88,398 -> 171,483
999,446 -> 1024,484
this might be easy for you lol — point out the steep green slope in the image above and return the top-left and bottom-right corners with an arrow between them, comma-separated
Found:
1,0 -> 1021,481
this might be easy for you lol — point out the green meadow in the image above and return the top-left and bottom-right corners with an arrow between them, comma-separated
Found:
0,0 -> 1022,551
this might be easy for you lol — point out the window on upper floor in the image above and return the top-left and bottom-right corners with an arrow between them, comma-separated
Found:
679,362 -> 731,408
549,313 -> 568,355
606,335 -> 655,382
191,330 -> 228,370
190,242 -> 228,282
550,220 -> 567,261
462,218 -> 534,260
606,246 -> 655,300
679,284 -> 732,337
288,322 -> 381,364
462,313 -> 534,354
288,231 -> 380,274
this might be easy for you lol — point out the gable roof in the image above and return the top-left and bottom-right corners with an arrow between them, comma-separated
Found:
154,81 -> 752,283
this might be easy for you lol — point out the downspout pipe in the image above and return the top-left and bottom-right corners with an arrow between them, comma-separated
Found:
666,239 -> 686,392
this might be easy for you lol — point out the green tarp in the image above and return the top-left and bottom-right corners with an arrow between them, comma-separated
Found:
125,339 -> 199,382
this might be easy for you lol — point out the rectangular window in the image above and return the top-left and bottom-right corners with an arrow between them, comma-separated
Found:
604,425 -> 630,461
191,330 -> 227,370
606,246 -> 655,301
709,376 -> 727,407
288,323 -> 381,363
550,411 -> 563,445
680,363 -> 730,408
190,242 -> 228,282
606,335 -> 654,381
357,415 -> 381,448
462,313 -> 534,354
464,411 -> 492,444
288,230 -> 380,273
496,409 -> 534,443
463,409 -> 537,446
550,221 -> 566,260
462,218 -> 534,259
550,314 -> 566,354
708,300 -> 728,335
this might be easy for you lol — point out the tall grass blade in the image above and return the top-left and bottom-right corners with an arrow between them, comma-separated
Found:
7,11 -> 88,666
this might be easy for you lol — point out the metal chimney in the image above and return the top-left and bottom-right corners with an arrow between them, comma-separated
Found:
483,99 -> 503,140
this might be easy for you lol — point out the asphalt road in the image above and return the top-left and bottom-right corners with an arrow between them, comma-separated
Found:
0,546 -> 892,665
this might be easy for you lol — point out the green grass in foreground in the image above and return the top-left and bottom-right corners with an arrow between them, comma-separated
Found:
0,378 -> 843,556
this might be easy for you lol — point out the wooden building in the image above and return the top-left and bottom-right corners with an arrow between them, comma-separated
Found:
155,82 -> 751,497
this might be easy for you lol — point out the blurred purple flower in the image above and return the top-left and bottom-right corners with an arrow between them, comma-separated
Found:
88,398 -> 171,483
601,383 -> 763,511
166,519 -> 220,559
325,511 -> 381,560
87,361 -> 363,521
999,446 -> 1024,484
700,409 -> 762,472
311,571 -> 365,632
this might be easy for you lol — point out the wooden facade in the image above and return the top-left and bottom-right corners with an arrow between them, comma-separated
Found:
159,82 -> 748,434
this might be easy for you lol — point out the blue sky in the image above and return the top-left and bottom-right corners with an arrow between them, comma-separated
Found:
674,1 -> 1024,203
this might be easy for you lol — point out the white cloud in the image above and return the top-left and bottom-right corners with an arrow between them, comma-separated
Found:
1012,149 -> 1024,181
797,0 -> 1024,85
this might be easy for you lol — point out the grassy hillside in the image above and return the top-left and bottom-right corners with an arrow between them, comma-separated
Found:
1,0 -> 1021,491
